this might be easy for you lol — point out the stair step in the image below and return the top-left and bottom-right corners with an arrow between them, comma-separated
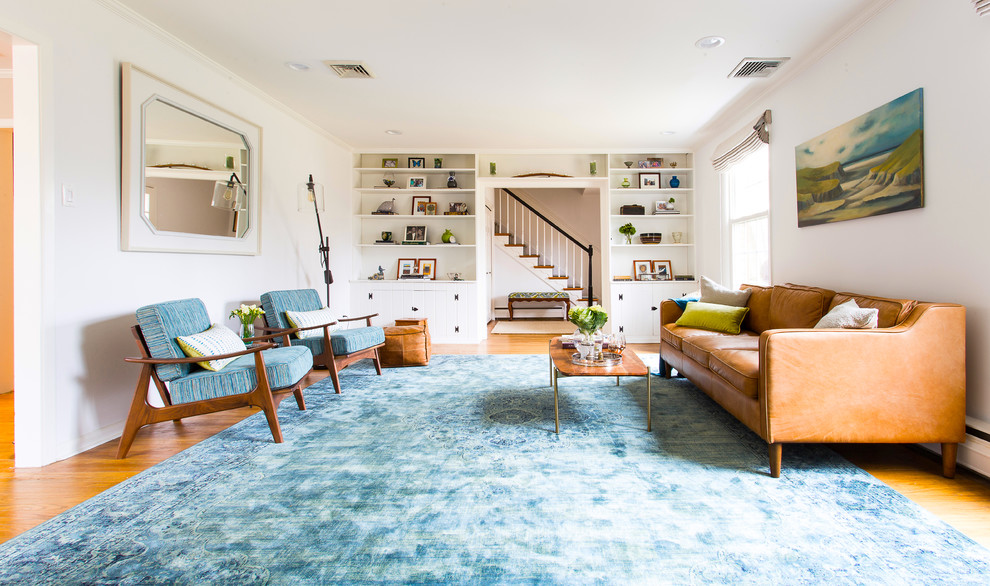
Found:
519,254 -> 539,258
578,298 -> 601,303
563,287 -> 583,291
548,276 -> 569,280
504,243 -> 525,248
494,232 -> 511,237
534,265 -> 554,269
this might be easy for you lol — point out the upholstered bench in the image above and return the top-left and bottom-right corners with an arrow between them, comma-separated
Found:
381,318 -> 431,367
508,292 -> 571,320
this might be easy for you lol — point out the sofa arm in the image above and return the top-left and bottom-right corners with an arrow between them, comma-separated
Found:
660,299 -> 684,329
758,303 -> 966,444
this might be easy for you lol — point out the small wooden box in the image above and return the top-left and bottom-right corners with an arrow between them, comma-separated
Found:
620,204 -> 645,215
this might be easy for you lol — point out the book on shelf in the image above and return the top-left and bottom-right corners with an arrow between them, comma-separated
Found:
371,211 -> 397,215
653,210 -> 681,215
613,276 -> 633,281
374,240 -> 398,245
401,241 -> 429,245
674,275 -> 695,281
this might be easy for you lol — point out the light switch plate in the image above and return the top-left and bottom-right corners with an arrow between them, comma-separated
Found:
61,184 -> 75,207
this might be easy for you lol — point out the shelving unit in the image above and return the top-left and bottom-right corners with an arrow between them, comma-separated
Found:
351,153 -> 484,342
607,153 -> 697,342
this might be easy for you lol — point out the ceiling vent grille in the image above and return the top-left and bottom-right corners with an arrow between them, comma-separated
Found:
728,58 -> 790,79
975,0 -> 990,16
323,61 -> 375,79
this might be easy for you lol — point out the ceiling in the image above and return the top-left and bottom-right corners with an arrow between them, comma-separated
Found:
112,0 -> 889,151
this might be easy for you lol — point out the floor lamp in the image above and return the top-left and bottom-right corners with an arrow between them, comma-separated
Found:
300,174 -> 332,306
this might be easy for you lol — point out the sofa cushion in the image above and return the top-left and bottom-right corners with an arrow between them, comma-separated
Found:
815,299 -> 879,329
830,293 -> 916,328
709,349 -> 760,399
675,301 -> 750,335
661,323 -> 730,351
741,284 -> 773,334
330,326 -> 385,356
769,284 -> 836,330
168,345 -> 312,404
681,334 -> 759,368
700,276 -> 752,307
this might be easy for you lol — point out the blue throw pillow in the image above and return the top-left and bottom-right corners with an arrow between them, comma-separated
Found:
672,296 -> 700,310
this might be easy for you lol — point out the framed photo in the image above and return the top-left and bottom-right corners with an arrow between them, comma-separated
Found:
408,157 -> 425,168
652,260 -> 673,281
648,157 -> 664,168
404,225 -> 427,243
634,260 -> 653,281
638,160 -> 649,168
397,258 -> 417,279
407,176 -> 427,189
411,195 -> 432,215
448,202 -> 468,213
655,200 -> 672,213
382,158 -> 398,168
424,202 -> 438,215
639,173 -> 660,189
417,258 -> 437,280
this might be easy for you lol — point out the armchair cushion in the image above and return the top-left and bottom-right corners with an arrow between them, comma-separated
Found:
285,307 -> 340,339
168,346 -> 312,404
260,289 -> 323,330
176,323 -> 247,371
136,298 -> 212,382
331,327 -> 386,356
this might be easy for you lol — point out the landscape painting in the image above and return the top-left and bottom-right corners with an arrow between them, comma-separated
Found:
795,88 -> 923,227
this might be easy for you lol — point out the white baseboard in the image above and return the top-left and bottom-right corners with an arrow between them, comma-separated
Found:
55,420 -> 125,462
920,434 -> 990,479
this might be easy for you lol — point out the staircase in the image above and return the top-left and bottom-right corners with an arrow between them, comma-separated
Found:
493,188 -> 595,307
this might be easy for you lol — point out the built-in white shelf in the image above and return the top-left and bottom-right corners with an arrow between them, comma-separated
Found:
355,167 -> 475,174
357,214 -> 476,220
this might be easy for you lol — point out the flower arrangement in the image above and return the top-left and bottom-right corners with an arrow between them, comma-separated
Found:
568,304 -> 608,337
619,222 -> 637,244
229,304 -> 265,339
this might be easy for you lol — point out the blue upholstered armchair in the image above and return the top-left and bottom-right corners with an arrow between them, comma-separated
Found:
117,298 -> 314,458
260,289 -> 385,393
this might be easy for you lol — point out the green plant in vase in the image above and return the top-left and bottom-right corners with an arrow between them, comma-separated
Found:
568,305 -> 609,360
619,222 -> 637,244
229,304 -> 265,340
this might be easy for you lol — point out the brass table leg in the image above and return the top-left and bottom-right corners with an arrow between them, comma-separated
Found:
553,368 -> 560,433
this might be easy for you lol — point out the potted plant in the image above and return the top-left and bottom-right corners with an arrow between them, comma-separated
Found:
619,222 -> 637,245
229,304 -> 265,339
568,304 -> 609,360
668,197 -> 676,211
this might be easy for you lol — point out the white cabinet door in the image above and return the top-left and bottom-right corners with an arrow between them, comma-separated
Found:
611,283 -> 661,343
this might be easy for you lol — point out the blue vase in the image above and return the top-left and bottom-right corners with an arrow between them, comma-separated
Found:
669,176 -> 680,188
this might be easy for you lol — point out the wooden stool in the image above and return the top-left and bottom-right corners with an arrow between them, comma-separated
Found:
380,318 -> 431,367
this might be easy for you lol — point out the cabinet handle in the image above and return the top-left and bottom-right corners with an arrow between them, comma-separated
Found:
454,294 -> 459,301
412,306 -> 419,312
619,293 -> 624,301
651,306 -> 658,311
619,325 -> 624,333
455,326 -> 459,333
368,293 -> 373,300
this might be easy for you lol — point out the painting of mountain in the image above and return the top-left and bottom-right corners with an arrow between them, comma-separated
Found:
795,88 -> 923,227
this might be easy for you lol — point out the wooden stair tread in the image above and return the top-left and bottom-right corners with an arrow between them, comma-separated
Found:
519,254 -> 539,258
562,287 -> 583,291
504,244 -> 525,247
548,276 -> 568,280
494,232 -> 511,237
534,265 -> 554,269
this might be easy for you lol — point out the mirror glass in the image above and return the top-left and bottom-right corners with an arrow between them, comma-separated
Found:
121,63 -> 261,255
143,99 -> 251,239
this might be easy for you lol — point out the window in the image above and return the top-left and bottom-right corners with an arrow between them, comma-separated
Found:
721,145 -> 770,289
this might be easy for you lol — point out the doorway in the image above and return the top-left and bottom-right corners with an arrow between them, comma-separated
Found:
1,32 -> 14,462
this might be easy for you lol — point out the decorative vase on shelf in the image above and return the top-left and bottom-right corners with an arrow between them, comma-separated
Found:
447,172 -> 458,188
490,162 -> 497,175
624,161 -> 633,168
669,176 -> 680,188
441,228 -> 454,243
621,177 -> 631,188
590,161 -> 597,176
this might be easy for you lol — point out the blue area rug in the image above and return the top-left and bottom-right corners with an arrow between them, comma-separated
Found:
2,354 -> 989,584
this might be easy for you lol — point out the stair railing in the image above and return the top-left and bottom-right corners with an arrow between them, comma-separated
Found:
495,188 -> 594,307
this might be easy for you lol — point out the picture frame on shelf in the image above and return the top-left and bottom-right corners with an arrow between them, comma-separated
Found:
411,195 -> 432,215
404,225 -> 428,243
424,202 -> 438,215
638,161 -> 649,168
648,157 -> 664,168
408,157 -> 425,168
407,176 -> 427,189
417,258 -> 437,280
652,260 -> 673,281
639,173 -> 660,189
634,260 -> 653,281
382,158 -> 398,168
397,258 -> 417,279
448,202 -> 468,214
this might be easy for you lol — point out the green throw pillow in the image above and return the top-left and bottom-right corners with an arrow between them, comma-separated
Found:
176,323 -> 247,371
675,301 -> 750,334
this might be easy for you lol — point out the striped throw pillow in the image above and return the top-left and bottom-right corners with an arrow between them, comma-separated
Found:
285,307 -> 340,339
176,323 -> 246,371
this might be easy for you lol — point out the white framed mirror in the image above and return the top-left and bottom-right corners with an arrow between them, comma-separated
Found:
121,63 -> 262,255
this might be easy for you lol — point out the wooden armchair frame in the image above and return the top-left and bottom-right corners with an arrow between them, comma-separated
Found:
260,313 -> 384,394
116,325 -> 310,459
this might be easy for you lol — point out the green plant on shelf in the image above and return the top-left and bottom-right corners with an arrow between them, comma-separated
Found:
619,222 -> 636,245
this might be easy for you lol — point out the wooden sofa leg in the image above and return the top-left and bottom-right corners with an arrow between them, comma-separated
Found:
768,443 -> 782,478
941,442 -> 958,479
117,366 -> 155,459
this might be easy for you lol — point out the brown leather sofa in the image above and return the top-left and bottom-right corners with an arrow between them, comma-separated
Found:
659,283 -> 966,478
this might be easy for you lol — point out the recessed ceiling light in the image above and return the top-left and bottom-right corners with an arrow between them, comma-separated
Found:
695,36 -> 725,50
285,62 -> 310,71
385,130 -> 403,135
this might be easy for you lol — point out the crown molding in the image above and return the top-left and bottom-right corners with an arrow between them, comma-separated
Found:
92,0 -> 353,151
690,0 -> 897,152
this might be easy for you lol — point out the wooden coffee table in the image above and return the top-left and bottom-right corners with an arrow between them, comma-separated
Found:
548,337 -> 652,433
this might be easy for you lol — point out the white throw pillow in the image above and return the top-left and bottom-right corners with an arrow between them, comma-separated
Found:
699,276 -> 752,307
176,323 -> 247,371
285,307 -> 340,339
814,299 -> 880,329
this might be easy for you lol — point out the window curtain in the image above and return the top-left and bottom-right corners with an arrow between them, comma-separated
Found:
712,110 -> 771,172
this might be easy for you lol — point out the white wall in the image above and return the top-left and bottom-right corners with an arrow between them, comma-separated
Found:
693,0 -> 990,429
1,0 -> 353,464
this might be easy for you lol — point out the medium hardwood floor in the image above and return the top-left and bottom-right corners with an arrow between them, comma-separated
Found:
3,325 -> 990,549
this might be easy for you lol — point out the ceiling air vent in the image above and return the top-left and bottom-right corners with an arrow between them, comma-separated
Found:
728,58 -> 790,79
975,0 -> 990,16
323,61 -> 375,79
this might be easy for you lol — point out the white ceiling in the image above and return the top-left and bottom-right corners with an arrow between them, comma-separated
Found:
112,0 -> 889,151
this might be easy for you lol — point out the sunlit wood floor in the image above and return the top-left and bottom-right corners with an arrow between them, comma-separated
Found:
2,324 -> 989,549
